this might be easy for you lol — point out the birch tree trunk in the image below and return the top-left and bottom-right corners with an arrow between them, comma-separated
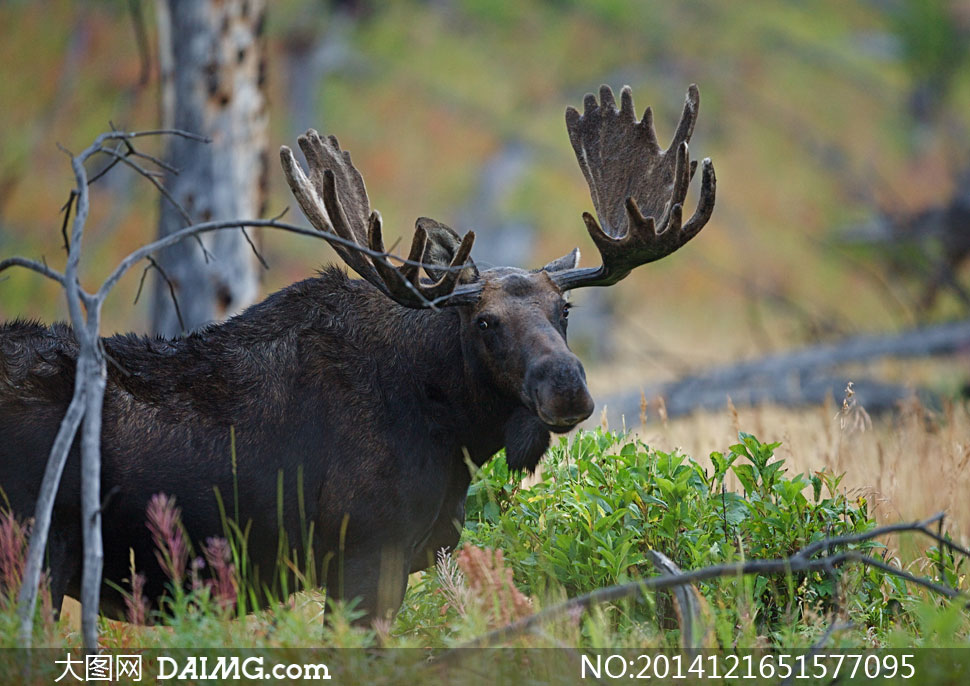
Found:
151,0 -> 268,336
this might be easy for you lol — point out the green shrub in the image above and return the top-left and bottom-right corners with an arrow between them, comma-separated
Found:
463,429 -> 913,640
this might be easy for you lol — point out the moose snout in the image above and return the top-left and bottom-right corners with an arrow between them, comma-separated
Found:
526,354 -> 595,430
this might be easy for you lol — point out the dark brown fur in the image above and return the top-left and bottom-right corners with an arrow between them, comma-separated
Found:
0,264 -> 592,621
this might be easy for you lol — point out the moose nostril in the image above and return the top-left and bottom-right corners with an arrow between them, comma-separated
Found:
571,392 -> 595,422
528,355 -> 594,428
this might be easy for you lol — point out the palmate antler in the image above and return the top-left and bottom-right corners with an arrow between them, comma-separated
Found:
550,85 -> 716,291
280,131 -> 481,308
281,86 -> 714,305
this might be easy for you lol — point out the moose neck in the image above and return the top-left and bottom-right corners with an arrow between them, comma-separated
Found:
293,274 -> 520,467
375,298 -> 518,466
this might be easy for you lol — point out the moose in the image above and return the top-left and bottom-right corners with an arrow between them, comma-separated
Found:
0,85 -> 715,623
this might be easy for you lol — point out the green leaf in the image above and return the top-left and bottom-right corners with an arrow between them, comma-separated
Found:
654,476 -> 675,501
732,463 -> 759,495
483,501 -> 499,524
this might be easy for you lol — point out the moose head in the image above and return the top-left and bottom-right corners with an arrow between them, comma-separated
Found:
280,85 -> 715,471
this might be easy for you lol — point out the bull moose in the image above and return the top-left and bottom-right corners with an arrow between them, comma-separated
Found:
0,85 -> 715,623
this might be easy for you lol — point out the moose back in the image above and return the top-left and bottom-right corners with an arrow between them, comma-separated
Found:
0,85 -> 715,623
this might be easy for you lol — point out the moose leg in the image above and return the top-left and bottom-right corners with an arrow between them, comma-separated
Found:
45,528 -> 79,622
325,543 -> 411,625
410,497 -> 465,573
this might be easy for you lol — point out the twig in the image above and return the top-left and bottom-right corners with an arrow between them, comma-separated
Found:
100,343 -> 131,378
129,148 -> 178,175
145,256 -> 185,333
115,131 -> 179,174
122,129 -> 209,142
96,148 -> 189,225
96,485 -> 122,519
132,262 -> 152,306
60,191 -> 77,254
240,226 -> 269,270
937,516 -> 946,584
87,142 -> 128,186
855,554 -> 961,600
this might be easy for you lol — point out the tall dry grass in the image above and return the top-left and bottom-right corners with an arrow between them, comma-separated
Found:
625,395 -> 970,544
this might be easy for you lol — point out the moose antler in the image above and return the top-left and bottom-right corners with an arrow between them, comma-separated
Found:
280,130 -> 481,308
550,85 -> 716,291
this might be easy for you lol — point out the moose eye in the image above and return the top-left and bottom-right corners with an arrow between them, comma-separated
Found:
477,317 -> 489,331
561,303 -> 571,320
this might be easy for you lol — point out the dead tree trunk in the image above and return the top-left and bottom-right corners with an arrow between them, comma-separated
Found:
151,0 -> 269,336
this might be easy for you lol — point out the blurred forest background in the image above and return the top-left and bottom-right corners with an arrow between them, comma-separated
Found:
1,0 -> 969,416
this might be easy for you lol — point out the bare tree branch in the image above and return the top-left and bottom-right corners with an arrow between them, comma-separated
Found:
95,134 -> 213,269
796,512 -> 952,558
128,147 -> 179,175
16,136 -> 101,651
95,217 -> 475,308
101,128 -> 210,143
14,128 -> 212,651
0,257 -> 66,287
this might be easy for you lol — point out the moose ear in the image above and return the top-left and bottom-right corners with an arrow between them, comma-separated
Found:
415,217 -> 480,284
541,248 -> 580,273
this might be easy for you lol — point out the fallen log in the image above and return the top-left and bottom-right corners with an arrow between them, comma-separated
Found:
597,319 -> 970,425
